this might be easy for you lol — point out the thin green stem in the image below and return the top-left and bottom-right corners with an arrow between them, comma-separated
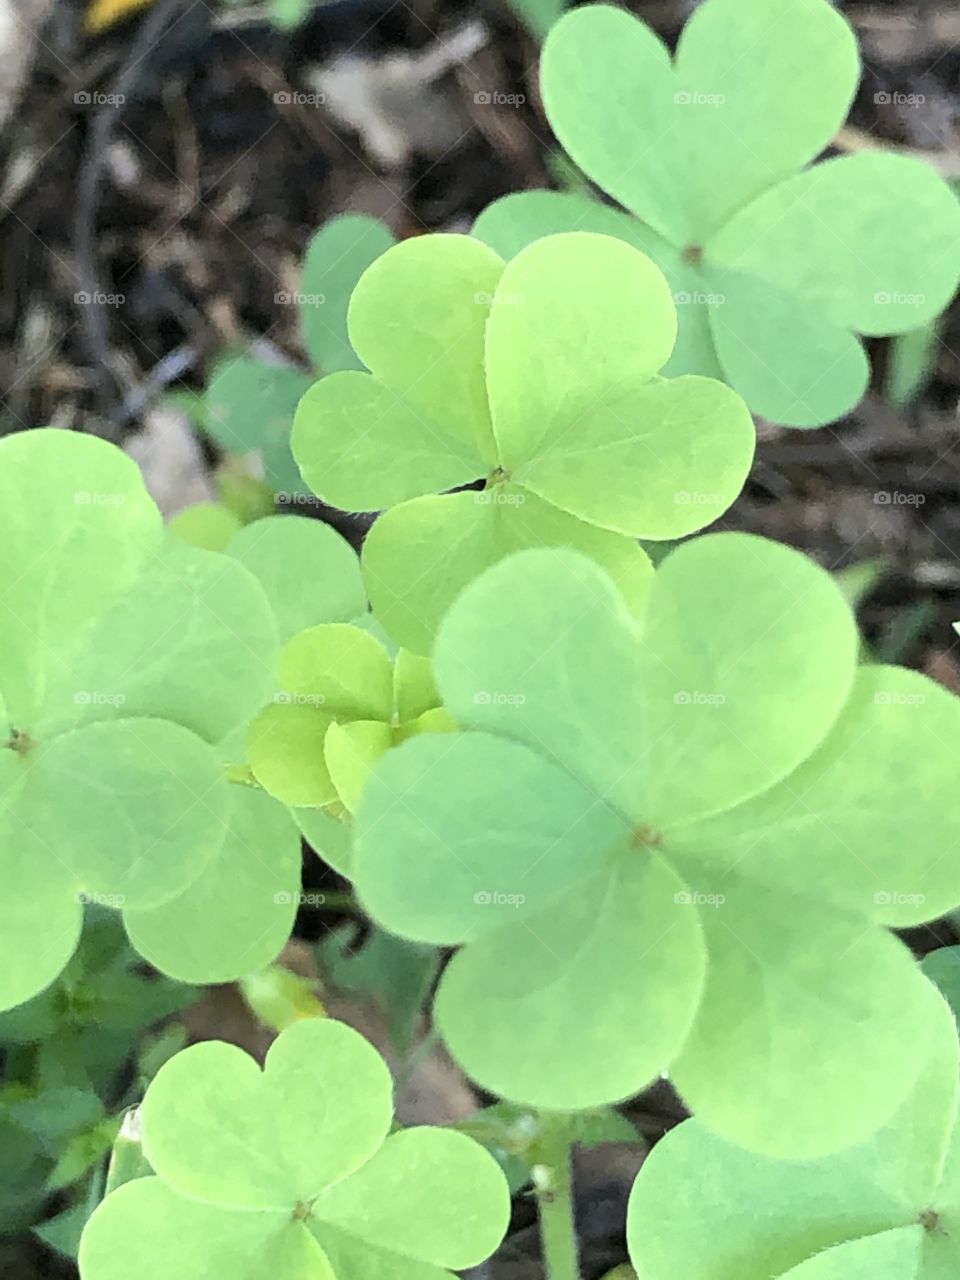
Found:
535,1120 -> 580,1280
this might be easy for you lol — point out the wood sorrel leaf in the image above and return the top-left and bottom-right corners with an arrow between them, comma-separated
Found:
78,1020 -> 510,1280
226,515 -> 366,642
353,539 -> 959,1152
293,231 -> 752,650
541,0 -> 857,245
0,429 -> 282,1008
360,487 -> 654,655
248,624 -> 448,813
300,214 -> 397,375
627,984 -> 960,1279
205,358 -> 313,497
477,0 -> 960,426
123,786 -> 302,984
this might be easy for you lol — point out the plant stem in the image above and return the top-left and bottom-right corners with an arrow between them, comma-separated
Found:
535,1120 -> 580,1280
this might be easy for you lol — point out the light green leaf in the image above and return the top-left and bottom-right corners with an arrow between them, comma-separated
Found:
710,153 -> 960,336
435,857 -> 705,1109
124,787 -> 301,984
541,0 -> 857,245
80,1021 -> 509,1280
354,731 -> 628,944
227,516 -> 366,642
667,870 -> 935,1156
636,533 -> 858,825
247,702 -> 336,808
473,192 -> 722,379
393,650 -> 440,724
311,1127 -> 510,1270
0,810 -> 83,1009
78,1177 -> 332,1280
294,806 -> 353,877
43,537 -> 279,744
434,537 -> 857,828
205,358 -> 313,496
486,231 -> 676,471
347,234 -> 504,466
18,718 -> 228,910
672,665 -> 960,927
626,982 -> 957,1280
513,374 -> 755,539
361,488 -> 653,654
300,214 -> 396,374
779,1230 -> 924,1280
141,1019 -> 393,1209
707,267 -> 871,427
167,502 -> 242,551
280,624 -> 393,720
324,719 -> 392,814
292,371 -> 485,511
0,428 -> 161,727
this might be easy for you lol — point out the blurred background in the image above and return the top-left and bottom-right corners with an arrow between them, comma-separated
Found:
1,1 -> 960,1275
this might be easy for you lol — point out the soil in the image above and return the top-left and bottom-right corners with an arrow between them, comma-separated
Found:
2,1 -> 960,1276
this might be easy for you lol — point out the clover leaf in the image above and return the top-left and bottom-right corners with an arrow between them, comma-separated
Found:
300,213 -> 397,375
77,1018 -> 510,1280
247,623 -> 454,812
353,536 -> 960,1156
203,215 -> 395,496
292,231 -> 754,652
225,514 -> 367,643
0,429 -> 280,1010
473,0 -> 960,427
627,983 -> 960,1279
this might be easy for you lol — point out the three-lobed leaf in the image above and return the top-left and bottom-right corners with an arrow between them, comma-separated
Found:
78,1019 -> 510,1280
353,538 -> 960,1154
0,430 -> 282,1008
293,231 -> 753,650
474,0 -> 960,426
627,984 -> 960,1279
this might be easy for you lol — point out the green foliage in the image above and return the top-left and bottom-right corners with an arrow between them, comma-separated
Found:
318,924 -> 440,1053
507,0 -> 568,39
354,538 -> 960,1155
205,358 -> 314,497
293,231 -> 754,651
459,1102 -> 639,1194
627,984 -> 960,1278
922,947 -> 960,1027
167,501 -> 242,552
202,215 -> 395,496
0,429 -> 281,1010
474,0 -> 960,427
300,214 -> 397,376
225,514 -> 367,642
247,622 -> 454,809
78,1019 -> 510,1280
0,915 -> 191,1239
